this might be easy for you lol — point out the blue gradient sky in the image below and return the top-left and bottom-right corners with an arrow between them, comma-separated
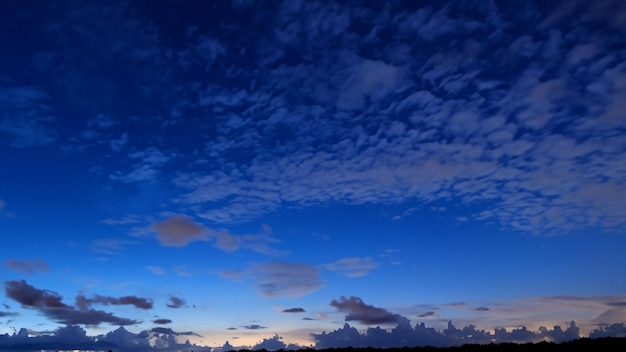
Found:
1,0 -> 626,350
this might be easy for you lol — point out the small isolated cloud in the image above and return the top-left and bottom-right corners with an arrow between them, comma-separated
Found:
110,147 -> 172,183
3,259 -> 50,274
0,311 -> 17,317
76,294 -> 153,310
150,327 -> 201,337
145,266 -> 166,275
242,324 -> 266,330
151,215 -> 208,247
475,306 -> 490,311
324,257 -> 378,277
91,238 -> 138,255
283,307 -> 305,313
153,318 -> 172,324
417,311 -> 435,318
218,269 -> 244,281
226,327 -> 237,330
166,296 -> 185,308
110,132 -> 129,152
173,266 -> 193,277
251,262 -> 324,298
303,317 -> 316,321
331,296 -> 404,325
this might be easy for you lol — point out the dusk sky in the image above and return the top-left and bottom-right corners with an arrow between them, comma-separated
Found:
1,0 -> 626,351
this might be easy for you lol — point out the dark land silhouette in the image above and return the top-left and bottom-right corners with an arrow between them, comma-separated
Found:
228,337 -> 626,352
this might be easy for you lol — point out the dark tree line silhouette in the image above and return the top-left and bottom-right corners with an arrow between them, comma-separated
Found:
226,337 -> 626,352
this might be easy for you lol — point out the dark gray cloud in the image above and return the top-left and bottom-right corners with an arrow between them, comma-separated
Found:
4,280 -> 141,326
76,294 -> 153,310
166,296 -> 185,308
0,311 -> 17,317
417,311 -> 435,318
150,327 -> 201,337
282,308 -> 305,313
5,280 -> 71,309
330,296 -> 404,325
153,318 -> 172,325
43,307 -> 139,326
242,324 -> 266,330
475,306 -> 490,311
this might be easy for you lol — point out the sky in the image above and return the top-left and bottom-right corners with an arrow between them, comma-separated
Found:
1,0 -> 626,350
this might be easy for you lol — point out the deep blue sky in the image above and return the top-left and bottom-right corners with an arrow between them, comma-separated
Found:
1,0 -> 626,351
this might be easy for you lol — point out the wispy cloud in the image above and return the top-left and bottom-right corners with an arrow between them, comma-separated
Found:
145,266 -> 166,275
251,262 -> 323,298
324,257 -> 378,278
3,259 -> 50,274
0,86 -> 57,147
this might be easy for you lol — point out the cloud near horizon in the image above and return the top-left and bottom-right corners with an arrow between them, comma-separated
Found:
331,296 -> 404,325
4,280 -> 143,326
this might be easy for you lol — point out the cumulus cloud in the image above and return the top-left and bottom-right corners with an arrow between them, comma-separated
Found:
330,296 -> 404,325
4,280 -> 142,326
251,262 -> 324,298
324,257 -> 378,277
3,259 -> 50,274
313,319 -> 588,348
